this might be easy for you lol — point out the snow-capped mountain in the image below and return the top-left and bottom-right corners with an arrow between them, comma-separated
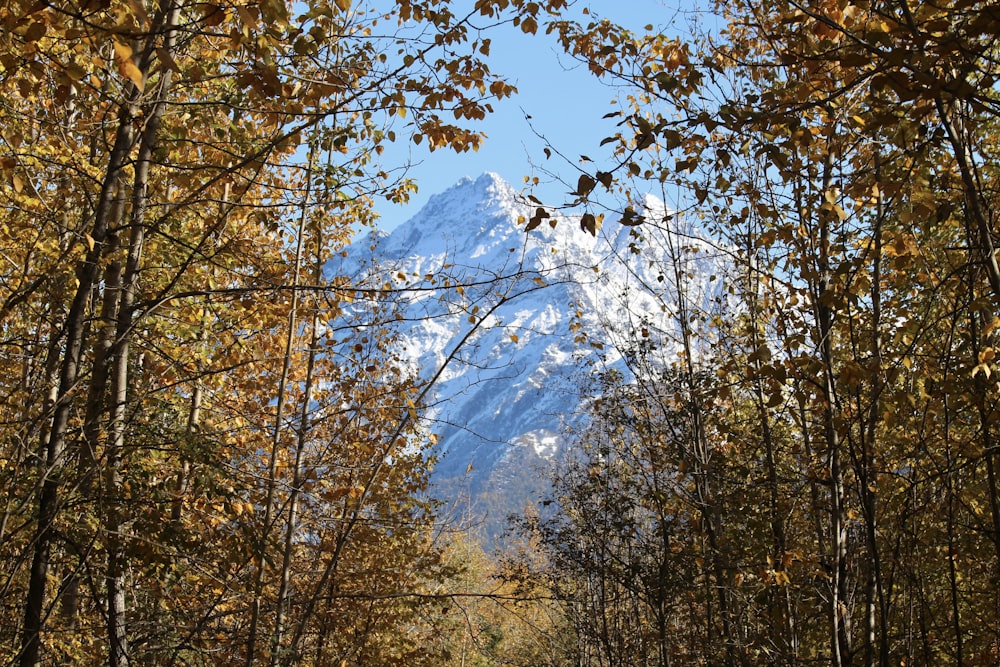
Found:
337,173 -> 730,539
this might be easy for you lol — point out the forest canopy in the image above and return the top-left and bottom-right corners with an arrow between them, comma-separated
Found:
0,0 -> 560,664
2,0 -> 1000,665
513,0 -> 1000,665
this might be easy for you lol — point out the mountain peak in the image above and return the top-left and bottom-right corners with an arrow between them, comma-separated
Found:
377,173 -> 527,259
339,173 -> 733,544
429,172 -> 521,216
457,171 -> 510,193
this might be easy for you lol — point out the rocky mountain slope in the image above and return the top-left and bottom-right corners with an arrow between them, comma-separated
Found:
336,173 -> 731,539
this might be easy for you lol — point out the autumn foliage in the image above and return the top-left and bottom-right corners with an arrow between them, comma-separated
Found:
5,0 -> 1000,665
0,0 -> 570,664
512,0 -> 1000,665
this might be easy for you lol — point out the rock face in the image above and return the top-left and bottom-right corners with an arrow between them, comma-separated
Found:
336,173 -> 729,541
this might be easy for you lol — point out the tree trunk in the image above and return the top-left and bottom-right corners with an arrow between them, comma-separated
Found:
104,5 -> 180,662
272,145 -> 319,665
246,146 -> 310,667
18,85 -> 139,667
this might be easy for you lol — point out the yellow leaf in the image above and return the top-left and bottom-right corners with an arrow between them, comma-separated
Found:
236,5 -> 258,30
121,61 -> 145,91
334,0 -> 351,11
984,316 -> 1000,337
113,40 -> 133,61
510,334 -> 519,344
84,233 -> 95,252
113,40 -> 144,91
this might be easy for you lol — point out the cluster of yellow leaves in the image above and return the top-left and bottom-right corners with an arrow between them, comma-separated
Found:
0,0 -> 571,664
504,0 -> 1000,664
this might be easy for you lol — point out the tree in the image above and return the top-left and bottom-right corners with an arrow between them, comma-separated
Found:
514,0 -> 1000,664
0,0 -> 571,663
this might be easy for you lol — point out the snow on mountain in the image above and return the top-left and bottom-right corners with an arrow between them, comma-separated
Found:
334,173 -> 731,538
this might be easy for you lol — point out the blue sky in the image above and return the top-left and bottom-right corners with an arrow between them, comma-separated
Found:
373,0 -> 694,230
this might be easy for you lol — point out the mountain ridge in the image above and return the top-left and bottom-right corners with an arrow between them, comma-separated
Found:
337,173 -> 731,539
